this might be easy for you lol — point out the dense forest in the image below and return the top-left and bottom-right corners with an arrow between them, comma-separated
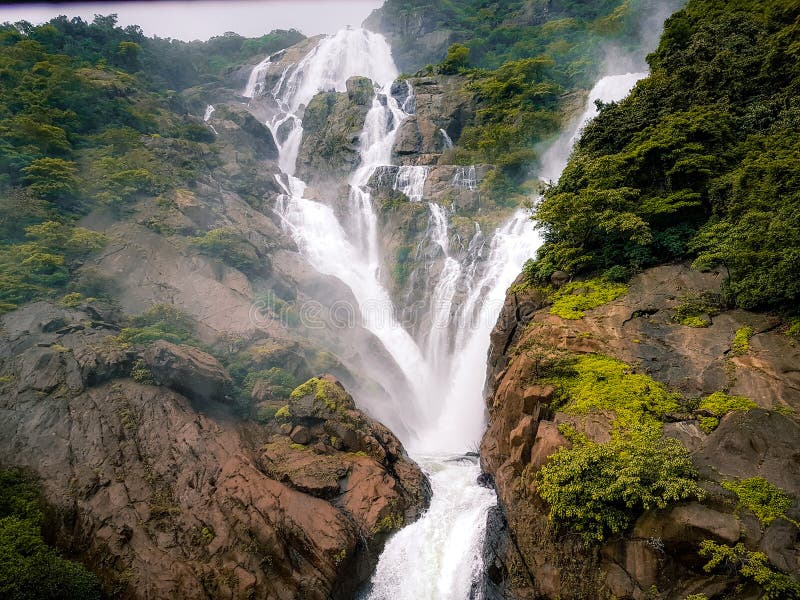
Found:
530,0 -> 800,314
395,0 -> 680,202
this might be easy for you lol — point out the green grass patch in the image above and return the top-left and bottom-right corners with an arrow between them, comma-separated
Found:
722,477 -> 794,528
545,354 -> 681,430
549,279 -> 628,319
732,326 -> 754,355
697,391 -> 756,432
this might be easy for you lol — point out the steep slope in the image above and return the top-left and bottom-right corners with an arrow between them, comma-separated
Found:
0,302 -> 429,598
482,264 -> 799,599
480,1 -> 800,598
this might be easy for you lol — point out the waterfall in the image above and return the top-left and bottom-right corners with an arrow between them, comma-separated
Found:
538,72 -> 646,182
440,128 -> 454,149
242,56 -> 271,98
393,165 -> 428,202
364,456 -> 497,600
242,29 -> 647,600
256,29 -> 434,437
452,165 -> 478,191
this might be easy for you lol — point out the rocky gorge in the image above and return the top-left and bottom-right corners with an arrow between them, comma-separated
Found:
0,0 -> 798,599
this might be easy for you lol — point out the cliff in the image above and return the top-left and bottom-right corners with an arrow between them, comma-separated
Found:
480,264 -> 800,599
0,301 -> 429,598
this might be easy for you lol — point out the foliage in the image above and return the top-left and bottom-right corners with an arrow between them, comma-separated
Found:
0,469 -> 101,599
191,228 -> 260,273
700,541 -> 800,599
393,245 -> 414,286
672,293 -> 722,328
118,304 -> 196,345
532,0 -> 800,313
697,391 -> 756,432
549,278 -> 628,319
0,222 -> 107,312
130,359 -> 155,384
721,477 -> 794,528
545,354 -> 681,429
243,367 -> 298,400
535,426 -> 703,543
732,326 -> 754,355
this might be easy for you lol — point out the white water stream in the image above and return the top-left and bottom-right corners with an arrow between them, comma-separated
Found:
243,29 -> 647,598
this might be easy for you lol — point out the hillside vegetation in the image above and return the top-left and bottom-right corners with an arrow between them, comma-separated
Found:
531,0 -> 800,313
409,0 -> 680,202
0,16 -> 300,314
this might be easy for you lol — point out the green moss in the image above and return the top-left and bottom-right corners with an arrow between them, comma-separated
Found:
0,469 -> 102,599
722,478 -> 794,528
289,443 -> 305,451
549,279 -> 627,319
274,405 -> 291,420
200,526 -> 215,545
332,548 -> 347,566
58,292 -> 95,307
732,326 -> 754,355
130,359 -> 155,384
290,377 -> 348,411
700,541 -> 800,599
546,354 -> 681,430
372,513 -> 404,534
534,426 -> 703,544
697,391 -> 756,432
787,319 -> 800,339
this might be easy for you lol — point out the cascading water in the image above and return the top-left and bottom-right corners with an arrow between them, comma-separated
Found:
452,165 -> 478,191
243,25 -> 648,598
393,165 -> 428,203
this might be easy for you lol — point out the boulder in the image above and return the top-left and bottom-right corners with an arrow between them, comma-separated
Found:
142,340 -> 233,403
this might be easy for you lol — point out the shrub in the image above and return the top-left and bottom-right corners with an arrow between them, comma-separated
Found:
721,478 -> 794,528
119,304 -> 196,345
697,391 -> 756,432
191,228 -> 260,273
700,541 -> 800,599
549,279 -> 628,319
672,293 -> 721,328
535,427 -> 704,543
243,367 -> 298,400
0,470 -> 102,600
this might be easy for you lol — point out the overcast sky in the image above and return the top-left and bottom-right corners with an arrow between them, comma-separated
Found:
0,1 -> 384,40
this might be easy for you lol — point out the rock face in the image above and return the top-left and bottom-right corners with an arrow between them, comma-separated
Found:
296,77 -> 375,184
480,264 -> 800,599
393,75 -> 476,165
0,303 -> 429,599
362,6 -> 456,73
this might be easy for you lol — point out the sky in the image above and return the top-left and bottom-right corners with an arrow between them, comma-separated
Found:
0,1 -> 384,40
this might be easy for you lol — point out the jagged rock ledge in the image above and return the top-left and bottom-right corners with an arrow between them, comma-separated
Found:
0,302 -> 430,599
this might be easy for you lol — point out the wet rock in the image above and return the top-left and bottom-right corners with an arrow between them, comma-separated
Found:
634,502 -> 741,546
693,409 -> 800,495
529,420 -> 570,470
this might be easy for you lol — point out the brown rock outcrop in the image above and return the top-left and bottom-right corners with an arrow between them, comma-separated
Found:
480,264 -> 800,599
0,303 -> 430,599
